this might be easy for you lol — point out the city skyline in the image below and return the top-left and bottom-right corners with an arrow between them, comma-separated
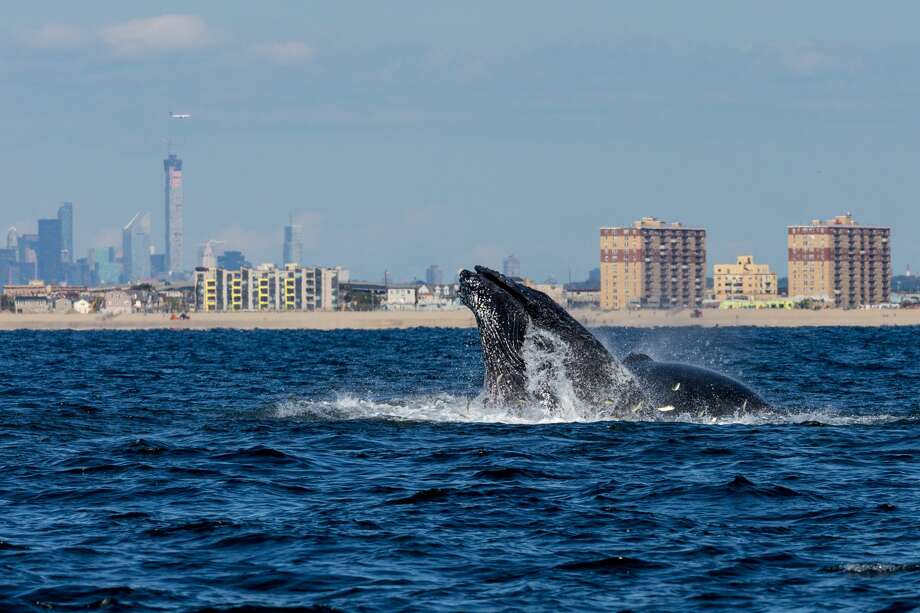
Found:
2,3 -> 920,281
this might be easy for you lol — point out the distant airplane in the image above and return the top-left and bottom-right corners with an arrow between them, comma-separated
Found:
169,112 -> 191,119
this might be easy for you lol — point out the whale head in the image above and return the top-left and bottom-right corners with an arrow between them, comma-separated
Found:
459,264 -> 769,417
458,265 -> 638,407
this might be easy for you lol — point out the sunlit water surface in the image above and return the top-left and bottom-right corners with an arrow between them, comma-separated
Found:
1,327 -> 918,611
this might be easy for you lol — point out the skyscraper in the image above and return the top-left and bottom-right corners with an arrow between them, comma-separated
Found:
17,233 -> 38,281
6,227 -> 18,251
0,248 -> 16,285
198,240 -> 223,269
37,218 -> 63,283
425,264 -> 444,286
123,212 -> 152,283
58,202 -> 73,264
164,153 -> 183,275
502,254 -> 521,278
217,250 -> 251,270
283,215 -> 303,265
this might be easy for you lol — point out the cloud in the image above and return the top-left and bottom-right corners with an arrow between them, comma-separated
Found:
254,41 -> 314,65
780,42 -> 836,76
22,23 -> 90,49
743,41 -> 863,78
100,15 -> 213,55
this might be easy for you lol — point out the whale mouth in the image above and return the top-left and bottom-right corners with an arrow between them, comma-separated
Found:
459,266 -> 527,309
458,267 -> 533,404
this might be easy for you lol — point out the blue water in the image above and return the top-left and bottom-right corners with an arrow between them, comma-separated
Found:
1,327 -> 918,611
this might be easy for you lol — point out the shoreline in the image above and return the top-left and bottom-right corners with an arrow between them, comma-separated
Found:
0,308 -> 917,331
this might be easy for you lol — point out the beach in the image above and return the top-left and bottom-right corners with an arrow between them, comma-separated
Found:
0,308 -> 917,331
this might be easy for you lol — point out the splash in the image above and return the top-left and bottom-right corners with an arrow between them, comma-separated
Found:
273,320 -> 908,426
517,325 -> 640,421
519,326 -> 585,420
272,393 -> 906,426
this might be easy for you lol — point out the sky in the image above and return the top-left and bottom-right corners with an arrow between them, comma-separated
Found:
2,1 -> 919,282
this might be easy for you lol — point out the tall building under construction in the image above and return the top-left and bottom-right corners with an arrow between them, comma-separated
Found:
164,153 -> 183,275
787,213 -> 890,307
600,217 -> 706,310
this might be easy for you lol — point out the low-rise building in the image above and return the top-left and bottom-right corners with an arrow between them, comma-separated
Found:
385,285 -> 417,311
719,298 -> 796,310
528,282 -> 566,306
3,281 -> 52,298
73,299 -> 92,314
52,298 -> 73,313
566,288 -> 601,309
713,256 -> 777,301
340,281 -> 387,311
194,264 -> 340,312
103,290 -> 133,315
13,295 -> 50,313
416,284 -> 461,309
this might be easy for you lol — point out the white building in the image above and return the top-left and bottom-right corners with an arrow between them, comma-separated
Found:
73,299 -> 93,314
416,284 -> 461,310
13,296 -> 49,314
385,285 -> 417,310
52,298 -> 73,313
103,290 -> 133,315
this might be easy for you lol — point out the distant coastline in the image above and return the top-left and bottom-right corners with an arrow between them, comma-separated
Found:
0,308 -> 917,331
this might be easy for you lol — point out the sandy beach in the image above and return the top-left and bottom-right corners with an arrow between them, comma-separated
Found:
0,308 -> 917,331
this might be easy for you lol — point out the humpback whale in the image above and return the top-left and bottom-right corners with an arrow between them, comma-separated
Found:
458,266 -> 768,417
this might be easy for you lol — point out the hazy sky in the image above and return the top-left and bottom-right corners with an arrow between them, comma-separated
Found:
2,2 -> 919,281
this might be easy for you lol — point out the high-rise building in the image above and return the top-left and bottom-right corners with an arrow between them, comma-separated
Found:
90,247 -> 121,285
502,254 -> 521,278
787,213 -> 891,307
0,248 -> 17,285
122,212 -> 152,283
425,264 -> 444,286
600,217 -> 706,310
150,253 -> 167,278
17,233 -> 38,281
713,256 -> 777,301
283,216 -> 303,265
164,153 -> 183,275
37,218 -> 63,283
58,202 -> 73,264
6,227 -> 18,251
587,267 -> 601,287
217,250 -> 250,270
198,240 -> 223,270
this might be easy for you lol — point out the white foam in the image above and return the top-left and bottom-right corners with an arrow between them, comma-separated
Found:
273,322 -> 907,426
272,393 -> 905,426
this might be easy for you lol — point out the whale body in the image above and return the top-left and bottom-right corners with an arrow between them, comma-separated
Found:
458,265 -> 768,416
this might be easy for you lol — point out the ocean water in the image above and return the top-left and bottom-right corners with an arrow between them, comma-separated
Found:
1,326 -> 918,611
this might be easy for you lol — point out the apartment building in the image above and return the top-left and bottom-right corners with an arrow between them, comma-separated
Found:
787,213 -> 890,307
600,217 -> 706,310
713,256 -> 777,301
195,263 -> 340,312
